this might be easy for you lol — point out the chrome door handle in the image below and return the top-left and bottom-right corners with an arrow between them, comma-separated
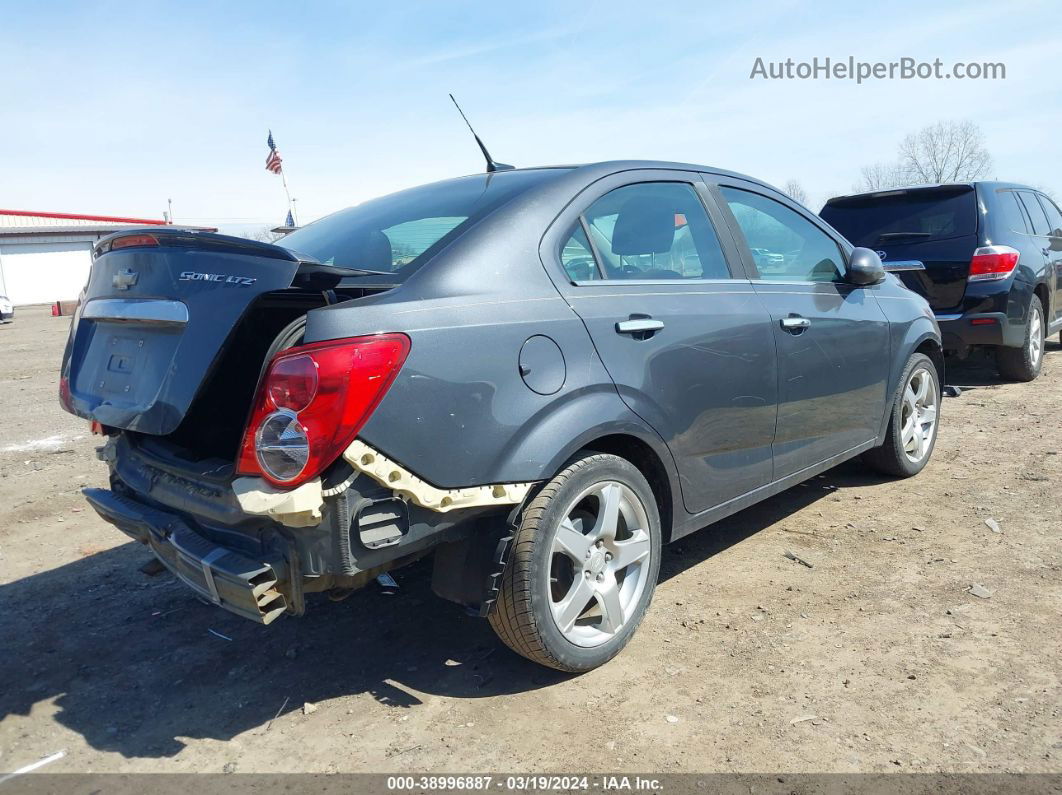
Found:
780,316 -> 811,334
616,318 -> 665,335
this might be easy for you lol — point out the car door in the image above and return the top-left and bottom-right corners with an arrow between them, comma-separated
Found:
1034,193 -> 1062,328
711,178 -> 891,479
541,171 -> 778,515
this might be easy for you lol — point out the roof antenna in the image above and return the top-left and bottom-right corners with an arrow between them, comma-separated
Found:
449,93 -> 514,173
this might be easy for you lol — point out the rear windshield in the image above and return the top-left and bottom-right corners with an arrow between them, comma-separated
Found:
280,169 -> 566,280
821,188 -> 977,247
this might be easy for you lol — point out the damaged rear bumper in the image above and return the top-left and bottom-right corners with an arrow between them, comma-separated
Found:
84,487 -> 288,623
87,433 -> 515,624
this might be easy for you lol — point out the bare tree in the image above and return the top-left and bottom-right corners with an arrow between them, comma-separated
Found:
897,120 -> 993,184
855,161 -> 906,192
782,180 -> 808,206
240,226 -> 285,243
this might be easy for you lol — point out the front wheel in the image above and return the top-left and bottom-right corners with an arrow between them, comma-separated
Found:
488,453 -> 662,672
864,352 -> 940,478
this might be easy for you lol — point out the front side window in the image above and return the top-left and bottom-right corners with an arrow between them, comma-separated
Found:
722,187 -> 844,282
568,182 -> 731,281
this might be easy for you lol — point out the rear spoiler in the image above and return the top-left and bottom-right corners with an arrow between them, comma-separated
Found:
94,227 -> 303,261
881,260 -> 925,272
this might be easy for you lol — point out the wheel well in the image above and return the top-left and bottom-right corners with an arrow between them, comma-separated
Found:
1034,282 -> 1050,320
579,434 -> 675,542
915,338 -> 945,389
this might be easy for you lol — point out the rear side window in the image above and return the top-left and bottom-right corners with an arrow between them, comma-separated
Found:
280,169 -> 566,280
1037,195 -> 1062,235
820,189 -> 976,247
721,187 -> 844,283
1018,192 -> 1051,236
997,191 -> 1030,234
560,224 -> 600,281
574,182 -> 731,281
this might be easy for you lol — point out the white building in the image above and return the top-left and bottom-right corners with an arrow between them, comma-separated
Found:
0,209 -> 171,305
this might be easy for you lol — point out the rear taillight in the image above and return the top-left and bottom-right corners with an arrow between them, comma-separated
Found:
237,334 -> 410,488
59,375 -> 73,412
968,245 -> 1019,282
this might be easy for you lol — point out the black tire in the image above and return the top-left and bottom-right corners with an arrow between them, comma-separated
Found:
864,352 -> 940,478
488,453 -> 662,673
996,295 -> 1044,382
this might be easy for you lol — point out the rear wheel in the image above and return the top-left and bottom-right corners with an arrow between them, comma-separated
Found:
864,352 -> 940,478
488,453 -> 661,672
996,295 -> 1044,382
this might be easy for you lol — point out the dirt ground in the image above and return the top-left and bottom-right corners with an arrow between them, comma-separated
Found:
1,308 -> 1060,776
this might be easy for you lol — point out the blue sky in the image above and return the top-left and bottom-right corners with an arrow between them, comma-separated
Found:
2,0 -> 1058,233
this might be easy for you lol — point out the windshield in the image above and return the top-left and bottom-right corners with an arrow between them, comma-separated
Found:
280,169 -> 566,280
821,188 -> 977,247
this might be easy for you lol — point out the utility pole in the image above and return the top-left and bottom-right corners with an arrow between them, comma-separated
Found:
167,198 -> 173,224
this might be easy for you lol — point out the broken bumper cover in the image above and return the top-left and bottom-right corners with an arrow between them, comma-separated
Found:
83,487 -> 288,624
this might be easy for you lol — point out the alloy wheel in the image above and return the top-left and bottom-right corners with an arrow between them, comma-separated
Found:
1029,306 -> 1044,369
900,365 -> 939,464
547,481 -> 653,648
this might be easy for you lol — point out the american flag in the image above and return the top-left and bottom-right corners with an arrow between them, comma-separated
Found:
265,130 -> 283,174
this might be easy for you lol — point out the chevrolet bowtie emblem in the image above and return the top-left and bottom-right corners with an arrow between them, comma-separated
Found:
113,269 -> 139,290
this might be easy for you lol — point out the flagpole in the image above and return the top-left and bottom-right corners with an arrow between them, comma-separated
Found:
279,168 -> 296,225
268,129 -> 298,227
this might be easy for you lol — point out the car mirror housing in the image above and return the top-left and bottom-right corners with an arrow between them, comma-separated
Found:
846,247 -> 886,286
1049,230 -> 1062,252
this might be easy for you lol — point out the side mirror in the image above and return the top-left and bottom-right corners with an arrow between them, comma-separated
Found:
846,247 -> 886,285
1050,230 -> 1062,252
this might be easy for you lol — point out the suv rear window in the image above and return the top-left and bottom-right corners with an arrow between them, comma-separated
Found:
280,169 -> 566,280
821,188 -> 976,247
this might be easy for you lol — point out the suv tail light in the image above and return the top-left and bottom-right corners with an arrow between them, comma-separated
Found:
237,334 -> 410,488
968,245 -> 1019,282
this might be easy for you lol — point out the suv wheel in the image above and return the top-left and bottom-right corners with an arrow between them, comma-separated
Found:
488,453 -> 661,672
997,295 -> 1045,382
864,352 -> 940,478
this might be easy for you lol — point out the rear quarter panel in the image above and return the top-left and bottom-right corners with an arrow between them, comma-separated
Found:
303,193 -> 679,493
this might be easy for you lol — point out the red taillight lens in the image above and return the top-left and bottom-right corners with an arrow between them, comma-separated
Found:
968,245 -> 1019,282
110,233 -> 159,250
237,334 -> 410,487
266,354 -> 318,412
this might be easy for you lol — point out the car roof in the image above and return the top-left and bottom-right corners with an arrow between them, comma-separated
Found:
462,160 -> 778,192
826,180 -> 1038,205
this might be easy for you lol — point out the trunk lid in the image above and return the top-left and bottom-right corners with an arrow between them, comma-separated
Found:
60,229 -> 302,435
821,185 -> 979,311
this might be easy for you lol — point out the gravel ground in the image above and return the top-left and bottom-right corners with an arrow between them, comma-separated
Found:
1,308 -> 1060,775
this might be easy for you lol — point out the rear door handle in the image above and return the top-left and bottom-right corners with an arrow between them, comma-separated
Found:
616,318 -> 665,335
780,315 -> 811,334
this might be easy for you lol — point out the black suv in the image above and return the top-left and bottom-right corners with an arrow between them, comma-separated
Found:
822,182 -> 1062,381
